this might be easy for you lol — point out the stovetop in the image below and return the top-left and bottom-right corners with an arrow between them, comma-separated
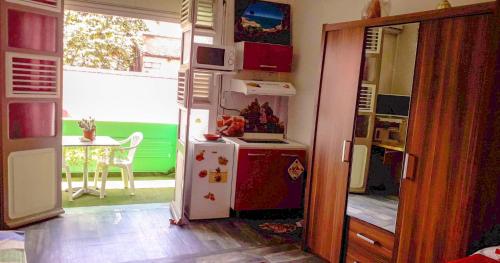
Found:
222,137 -> 306,150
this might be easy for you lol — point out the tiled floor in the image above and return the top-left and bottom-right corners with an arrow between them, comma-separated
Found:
346,194 -> 398,233
21,203 -> 324,263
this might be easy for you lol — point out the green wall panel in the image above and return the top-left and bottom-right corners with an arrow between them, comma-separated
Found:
63,120 -> 177,173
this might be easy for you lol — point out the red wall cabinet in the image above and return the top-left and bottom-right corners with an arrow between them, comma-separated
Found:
233,148 -> 306,211
236,42 -> 293,72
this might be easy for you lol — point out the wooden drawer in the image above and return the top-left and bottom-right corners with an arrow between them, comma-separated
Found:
345,217 -> 394,262
346,242 -> 389,263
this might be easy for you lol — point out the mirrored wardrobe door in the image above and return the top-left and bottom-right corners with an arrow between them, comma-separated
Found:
347,22 -> 420,234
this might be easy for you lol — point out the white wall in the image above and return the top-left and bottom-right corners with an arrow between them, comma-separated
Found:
63,66 -> 179,124
378,23 -> 419,95
391,23 -> 419,95
288,0 -> 491,147
379,32 -> 398,94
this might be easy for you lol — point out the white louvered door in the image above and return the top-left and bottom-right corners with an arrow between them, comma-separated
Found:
0,0 -> 64,229
181,0 -> 215,30
177,68 -> 188,107
192,71 -> 213,106
177,69 -> 214,108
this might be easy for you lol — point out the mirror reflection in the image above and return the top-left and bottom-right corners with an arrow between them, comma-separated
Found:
347,22 -> 420,233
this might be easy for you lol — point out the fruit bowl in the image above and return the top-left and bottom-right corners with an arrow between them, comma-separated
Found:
203,133 -> 221,141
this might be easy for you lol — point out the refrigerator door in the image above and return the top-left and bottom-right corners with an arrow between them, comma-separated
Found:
188,142 -> 234,219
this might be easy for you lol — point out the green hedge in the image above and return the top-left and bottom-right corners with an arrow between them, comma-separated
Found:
63,120 -> 177,173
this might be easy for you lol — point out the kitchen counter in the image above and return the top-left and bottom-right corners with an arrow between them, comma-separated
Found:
223,137 -> 306,150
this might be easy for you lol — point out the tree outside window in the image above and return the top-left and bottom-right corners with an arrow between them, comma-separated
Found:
64,10 -> 148,71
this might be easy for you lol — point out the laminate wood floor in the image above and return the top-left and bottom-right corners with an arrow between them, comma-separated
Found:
21,203 -> 324,263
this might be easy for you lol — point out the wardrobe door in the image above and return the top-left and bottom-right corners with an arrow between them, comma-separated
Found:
396,14 -> 493,263
306,27 -> 364,262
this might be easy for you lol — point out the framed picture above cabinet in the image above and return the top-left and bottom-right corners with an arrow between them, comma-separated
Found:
234,0 -> 291,45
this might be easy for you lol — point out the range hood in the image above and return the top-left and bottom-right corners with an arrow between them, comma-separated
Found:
230,79 -> 296,96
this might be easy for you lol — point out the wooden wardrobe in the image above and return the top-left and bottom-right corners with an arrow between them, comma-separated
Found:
304,2 -> 500,263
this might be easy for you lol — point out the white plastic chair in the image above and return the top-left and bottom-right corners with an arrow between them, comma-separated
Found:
94,132 -> 144,198
62,159 -> 73,201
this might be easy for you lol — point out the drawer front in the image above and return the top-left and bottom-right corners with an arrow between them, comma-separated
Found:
234,149 -> 274,210
346,246 -> 385,263
346,242 -> 389,263
346,217 -> 394,261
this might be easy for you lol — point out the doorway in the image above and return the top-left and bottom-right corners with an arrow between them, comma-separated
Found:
61,9 -> 181,208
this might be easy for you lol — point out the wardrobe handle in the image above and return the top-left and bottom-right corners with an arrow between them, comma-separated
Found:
403,153 -> 417,180
342,140 -> 352,163
356,233 -> 377,245
281,154 -> 299,157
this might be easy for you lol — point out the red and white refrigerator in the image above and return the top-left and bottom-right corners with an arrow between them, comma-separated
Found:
184,139 -> 235,220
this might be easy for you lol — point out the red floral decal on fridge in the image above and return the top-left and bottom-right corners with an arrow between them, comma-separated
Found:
204,192 -> 215,201
195,150 -> 205,161
198,170 -> 208,178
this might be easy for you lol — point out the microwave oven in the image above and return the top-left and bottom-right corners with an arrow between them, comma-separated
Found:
192,43 -> 235,71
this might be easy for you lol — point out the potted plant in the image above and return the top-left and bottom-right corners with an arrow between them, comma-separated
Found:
78,117 -> 96,141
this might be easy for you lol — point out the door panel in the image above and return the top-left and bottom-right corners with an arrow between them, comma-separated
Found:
7,9 -> 57,52
396,14 -> 492,263
1,0 -> 63,228
306,27 -> 365,261
6,52 -> 60,98
240,42 -> 293,72
273,150 -> 306,209
187,144 -> 234,219
6,0 -> 61,12
234,149 -> 306,211
9,102 -> 56,139
8,148 -> 57,219
234,149 -> 274,210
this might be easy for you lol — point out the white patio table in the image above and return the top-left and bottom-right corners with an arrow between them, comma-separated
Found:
62,136 -> 120,199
